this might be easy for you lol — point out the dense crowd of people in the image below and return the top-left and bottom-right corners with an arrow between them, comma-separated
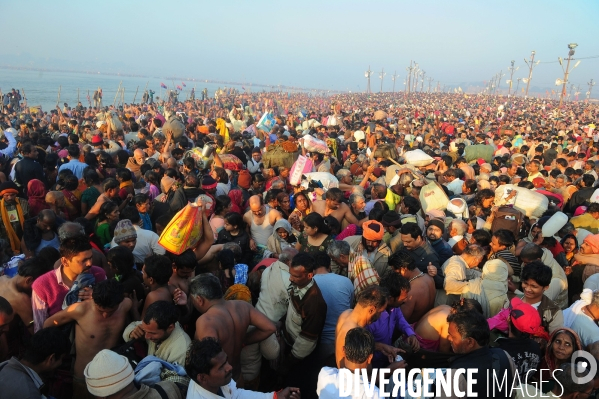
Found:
0,89 -> 598,399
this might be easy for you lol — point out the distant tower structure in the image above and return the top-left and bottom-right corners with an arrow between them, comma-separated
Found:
365,66 -> 373,94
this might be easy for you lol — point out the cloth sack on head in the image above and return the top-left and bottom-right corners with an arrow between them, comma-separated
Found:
446,198 -> 468,219
161,176 -> 176,193
84,350 -> 135,397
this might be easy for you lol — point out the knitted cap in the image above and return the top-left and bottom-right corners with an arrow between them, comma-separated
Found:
201,175 -> 218,190
113,219 -> 137,244
84,350 -> 134,396
428,218 -> 445,233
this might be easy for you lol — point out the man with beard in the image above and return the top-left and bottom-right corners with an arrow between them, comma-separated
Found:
348,193 -> 367,223
399,222 -> 443,289
426,218 -> 453,265
345,220 -> 392,277
0,182 -> 30,255
313,188 -> 361,226
335,285 -> 397,367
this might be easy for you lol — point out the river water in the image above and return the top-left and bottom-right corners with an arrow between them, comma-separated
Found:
0,68 -> 253,112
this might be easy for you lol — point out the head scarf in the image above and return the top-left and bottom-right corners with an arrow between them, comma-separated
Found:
544,328 -> 582,372
583,234 -> 599,254
160,176 -> 176,194
27,179 -> 49,217
362,220 -> 384,241
228,189 -> 244,214
224,284 -> 252,303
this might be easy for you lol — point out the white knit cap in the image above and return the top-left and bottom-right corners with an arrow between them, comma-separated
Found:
84,350 -> 134,397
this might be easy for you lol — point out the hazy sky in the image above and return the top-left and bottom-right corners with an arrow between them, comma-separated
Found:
1,0 -> 598,93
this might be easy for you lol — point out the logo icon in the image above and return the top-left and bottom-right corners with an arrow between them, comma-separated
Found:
570,350 -> 597,385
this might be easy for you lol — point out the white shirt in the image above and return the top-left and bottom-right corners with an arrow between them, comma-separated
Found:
186,378 -> 273,399
317,367 -> 383,399
110,225 -> 165,264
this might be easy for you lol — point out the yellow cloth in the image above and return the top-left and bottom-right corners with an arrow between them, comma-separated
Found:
119,180 -> 133,190
216,118 -> 230,144
1,198 -> 24,254
224,284 -> 252,303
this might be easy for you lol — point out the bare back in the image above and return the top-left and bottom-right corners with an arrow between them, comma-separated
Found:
401,274 -> 436,324
73,299 -> 132,377
195,300 -> 252,378
413,305 -> 452,353
334,309 -> 360,368
0,277 -> 33,333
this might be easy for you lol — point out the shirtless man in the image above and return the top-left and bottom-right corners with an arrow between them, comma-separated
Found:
244,195 -> 282,251
136,254 -> 187,323
44,280 -> 131,399
413,299 -> 482,353
167,249 -> 197,295
0,258 -> 50,338
312,188 -> 361,226
335,285 -> 398,368
190,274 -> 276,380
389,250 -> 436,324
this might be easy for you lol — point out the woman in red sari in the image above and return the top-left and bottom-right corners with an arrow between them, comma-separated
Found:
228,189 -> 244,214
27,179 -> 49,218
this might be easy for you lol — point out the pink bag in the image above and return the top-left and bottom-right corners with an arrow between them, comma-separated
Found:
289,155 -> 313,186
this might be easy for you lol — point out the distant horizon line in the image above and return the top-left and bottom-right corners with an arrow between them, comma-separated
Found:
0,64 -> 343,93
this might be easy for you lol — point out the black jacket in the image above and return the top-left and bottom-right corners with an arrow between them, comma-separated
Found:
14,157 -> 44,196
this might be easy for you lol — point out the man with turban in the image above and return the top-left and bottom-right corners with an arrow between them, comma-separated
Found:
345,220 -> 392,279
0,181 -> 29,254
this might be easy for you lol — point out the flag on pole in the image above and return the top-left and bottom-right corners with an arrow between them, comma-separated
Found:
177,85 -> 183,91
242,86 -> 246,91
182,82 -> 186,87
160,83 -> 167,89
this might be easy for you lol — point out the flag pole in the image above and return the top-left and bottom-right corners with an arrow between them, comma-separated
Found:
113,81 -> 122,107
133,86 -> 139,104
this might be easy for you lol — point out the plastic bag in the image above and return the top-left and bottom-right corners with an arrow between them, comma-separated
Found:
158,203 -> 204,255
404,149 -> 434,166
302,135 -> 330,154
257,112 -> 276,133
290,155 -> 313,186
419,181 -> 449,213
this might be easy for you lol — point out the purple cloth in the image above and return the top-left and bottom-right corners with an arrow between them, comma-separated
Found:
366,307 -> 415,368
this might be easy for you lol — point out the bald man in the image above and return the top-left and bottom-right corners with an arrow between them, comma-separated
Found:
243,195 -> 282,251
126,149 -> 146,180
